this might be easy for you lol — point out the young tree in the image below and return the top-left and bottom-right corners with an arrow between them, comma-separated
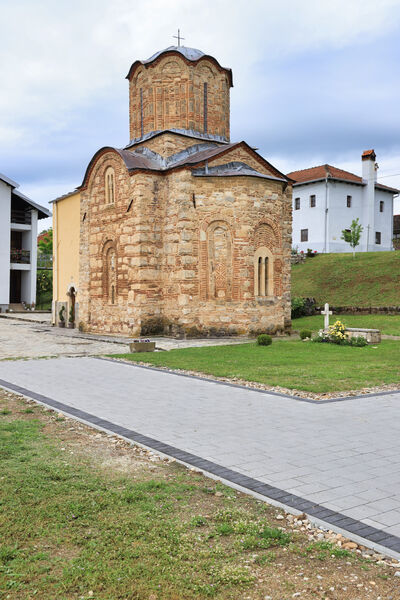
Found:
38,228 -> 53,255
341,218 -> 363,258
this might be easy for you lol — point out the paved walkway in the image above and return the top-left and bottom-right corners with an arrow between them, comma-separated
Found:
0,317 -> 254,359
0,356 -> 399,557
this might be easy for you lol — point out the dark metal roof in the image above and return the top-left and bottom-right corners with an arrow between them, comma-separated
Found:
126,46 -> 233,87
144,46 -> 205,63
125,128 -> 230,148
192,161 -> 287,182
81,139 -> 289,189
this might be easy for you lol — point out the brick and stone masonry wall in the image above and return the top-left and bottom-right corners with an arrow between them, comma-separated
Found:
78,140 -> 292,337
128,56 -> 231,141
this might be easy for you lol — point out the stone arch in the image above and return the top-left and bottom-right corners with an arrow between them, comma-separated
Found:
253,219 -> 281,249
199,217 -> 234,301
102,240 -> 117,304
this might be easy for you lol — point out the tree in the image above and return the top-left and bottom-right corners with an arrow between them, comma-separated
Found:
38,228 -> 53,255
341,218 -> 363,258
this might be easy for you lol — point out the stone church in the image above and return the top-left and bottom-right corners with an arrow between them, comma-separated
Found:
69,45 -> 292,336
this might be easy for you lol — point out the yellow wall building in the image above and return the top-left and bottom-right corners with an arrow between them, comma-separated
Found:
51,190 -> 80,325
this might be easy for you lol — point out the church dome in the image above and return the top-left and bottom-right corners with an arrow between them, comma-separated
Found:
144,46 -> 205,64
126,45 -> 233,142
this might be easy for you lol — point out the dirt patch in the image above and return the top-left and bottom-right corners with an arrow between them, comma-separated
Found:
1,389 -> 400,600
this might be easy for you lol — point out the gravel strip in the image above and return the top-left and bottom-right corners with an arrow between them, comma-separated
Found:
107,357 -> 400,401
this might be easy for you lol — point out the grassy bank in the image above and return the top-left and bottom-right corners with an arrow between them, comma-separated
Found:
291,251 -> 400,306
112,339 -> 400,394
292,314 -> 400,336
1,391 -> 398,599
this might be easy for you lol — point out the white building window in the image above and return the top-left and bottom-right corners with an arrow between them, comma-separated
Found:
294,198 -> 300,210
375,232 -> 381,245
379,201 -> 384,213
301,229 -> 308,242
347,195 -> 352,207
310,195 -> 316,208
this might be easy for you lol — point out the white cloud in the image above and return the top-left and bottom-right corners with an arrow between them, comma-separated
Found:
1,0 -> 399,215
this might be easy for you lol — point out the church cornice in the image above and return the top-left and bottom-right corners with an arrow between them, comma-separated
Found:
125,48 -> 233,87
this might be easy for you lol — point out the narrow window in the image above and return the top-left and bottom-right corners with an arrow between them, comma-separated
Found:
111,285 -> 115,305
254,251 -> 273,297
105,168 -> 115,204
295,198 -> 300,210
203,82 -> 208,133
140,88 -> 144,137
301,229 -> 308,242
347,195 -> 352,208
264,257 -> 268,296
380,200 -> 384,213
375,231 -> 381,245
258,256 -> 262,296
310,195 -> 316,208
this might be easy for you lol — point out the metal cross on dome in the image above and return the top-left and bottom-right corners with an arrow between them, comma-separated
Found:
173,29 -> 185,47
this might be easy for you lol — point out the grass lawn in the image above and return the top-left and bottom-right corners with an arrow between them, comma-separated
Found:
291,251 -> 400,306
112,340 -> 400,394
292,314 -> 400,336
1,391 -> 398,600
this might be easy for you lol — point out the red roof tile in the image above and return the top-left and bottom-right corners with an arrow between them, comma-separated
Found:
287,164 -> 362,184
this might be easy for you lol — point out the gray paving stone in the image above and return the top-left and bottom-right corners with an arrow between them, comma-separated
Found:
0,356 -> 399,546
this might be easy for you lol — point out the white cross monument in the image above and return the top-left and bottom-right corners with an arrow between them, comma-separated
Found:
321,303 -> 332,330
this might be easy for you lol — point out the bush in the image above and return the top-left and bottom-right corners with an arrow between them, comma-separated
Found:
257,334 -> 272,346
291,297 -> 305,319
349,336 -> 368,347
291,296 -> 316,319
300,329 -> 312,340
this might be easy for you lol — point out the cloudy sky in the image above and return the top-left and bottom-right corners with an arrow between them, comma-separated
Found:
1,0 -> 400,231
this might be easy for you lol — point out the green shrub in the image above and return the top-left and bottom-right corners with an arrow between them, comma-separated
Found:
300,329 -> 312,340
257,334 -> 272,346
349,336 -> 368,347
291,296 -> 305,318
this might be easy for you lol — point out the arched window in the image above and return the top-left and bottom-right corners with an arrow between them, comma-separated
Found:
254,247 -> 274,297
105,167 -> 115,204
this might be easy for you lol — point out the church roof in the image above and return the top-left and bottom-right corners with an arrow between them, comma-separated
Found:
192,161 -> 288,182
288,164 -> 399,192
80,140 -> 289,189
126,46 -> 233,86
144,46 -> 205,63
125,128 -> 230,149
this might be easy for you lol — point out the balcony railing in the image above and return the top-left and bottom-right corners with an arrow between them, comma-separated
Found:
10,249 -> 30,264
11,210 -> 31,225
37,254 -> 53,270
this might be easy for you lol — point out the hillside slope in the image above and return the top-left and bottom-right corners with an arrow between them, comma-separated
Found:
291,251 -> 400,306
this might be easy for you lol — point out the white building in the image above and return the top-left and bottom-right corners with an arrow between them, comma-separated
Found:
0,173 -> 51,311
288,150 -> 399,253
